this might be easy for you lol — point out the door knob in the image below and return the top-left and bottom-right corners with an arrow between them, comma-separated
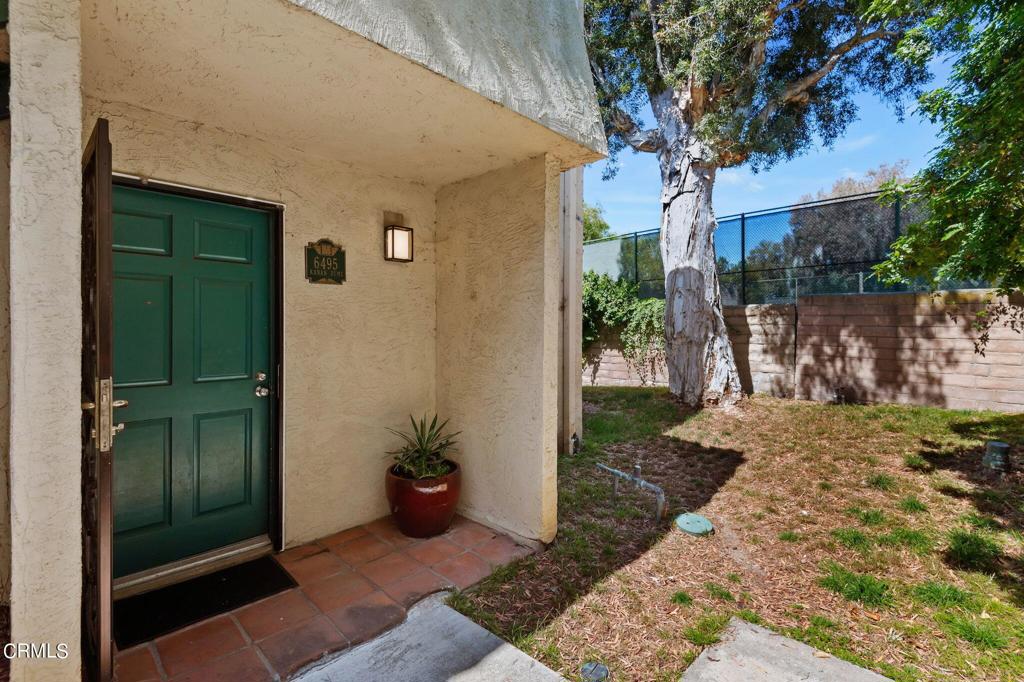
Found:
255,386 -> 271,398
113,399 -> 129,408
256,372 -> 267,381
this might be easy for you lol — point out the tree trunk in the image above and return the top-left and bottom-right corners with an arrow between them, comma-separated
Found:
654,90 -> 743,406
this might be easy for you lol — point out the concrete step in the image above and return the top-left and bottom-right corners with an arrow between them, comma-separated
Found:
682,618 -> 891,682
293,593 -> 565,682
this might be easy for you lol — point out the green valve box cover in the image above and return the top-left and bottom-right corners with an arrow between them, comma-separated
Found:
675,513 -> 713,536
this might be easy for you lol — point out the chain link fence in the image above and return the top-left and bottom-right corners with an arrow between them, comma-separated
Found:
583,192 -> 983,304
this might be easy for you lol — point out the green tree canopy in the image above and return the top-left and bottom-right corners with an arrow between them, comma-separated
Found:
587,0 -> 935,177
874,0 -> 1023,292
582,202 -> 613,241
789,161 -> 911,267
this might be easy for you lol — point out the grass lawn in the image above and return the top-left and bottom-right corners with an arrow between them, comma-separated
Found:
449,389 -> 1024,682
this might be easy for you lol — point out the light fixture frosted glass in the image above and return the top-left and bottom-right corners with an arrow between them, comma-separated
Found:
384,225 -> 414,262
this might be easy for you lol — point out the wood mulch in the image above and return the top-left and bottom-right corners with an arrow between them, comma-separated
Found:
454,391 -> 1024,682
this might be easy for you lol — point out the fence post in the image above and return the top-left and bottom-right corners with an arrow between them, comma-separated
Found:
633,233 -> 639,285
894,194 -> 902,236
740,212 -> 747,305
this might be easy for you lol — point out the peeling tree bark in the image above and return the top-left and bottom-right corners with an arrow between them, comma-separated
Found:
654,90 -> 743,406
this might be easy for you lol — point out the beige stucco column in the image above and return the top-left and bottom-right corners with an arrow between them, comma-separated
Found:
436,155 -> 561,544
8,1 -> 84,679
559,167 -> 584,455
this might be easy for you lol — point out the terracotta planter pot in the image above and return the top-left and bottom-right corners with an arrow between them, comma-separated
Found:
385,461 -> 462,538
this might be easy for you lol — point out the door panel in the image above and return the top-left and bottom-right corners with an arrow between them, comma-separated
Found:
194,278 -> 252,381
112,185 -> 273,578
195,409 -> 252,514
195,219 -> 254,263
113,209 -> 173,256
113,419 -> 172,534
113,274 -> 172,387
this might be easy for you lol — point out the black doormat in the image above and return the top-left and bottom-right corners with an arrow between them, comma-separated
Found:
113,555 -> 296,649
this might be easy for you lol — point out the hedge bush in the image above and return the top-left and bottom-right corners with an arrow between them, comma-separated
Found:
582,272 -> 665,385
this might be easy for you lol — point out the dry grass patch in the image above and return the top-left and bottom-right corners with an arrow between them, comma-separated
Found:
449,389 -> 1024,682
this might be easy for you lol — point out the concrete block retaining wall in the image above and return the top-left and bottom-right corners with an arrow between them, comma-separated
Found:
582,290 -> 1024,413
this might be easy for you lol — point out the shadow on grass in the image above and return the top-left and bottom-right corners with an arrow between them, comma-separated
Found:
915,413 -> 1024,606
452,387 -> 745,642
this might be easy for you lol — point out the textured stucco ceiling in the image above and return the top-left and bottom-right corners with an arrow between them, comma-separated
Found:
82,0 -> 605,187
289,0 -> 607,157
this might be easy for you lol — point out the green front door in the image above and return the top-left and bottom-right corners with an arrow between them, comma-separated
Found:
111,185 -> 274,579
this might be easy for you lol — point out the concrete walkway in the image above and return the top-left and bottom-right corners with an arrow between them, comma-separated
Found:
293,593 -> 564,681
683,618 -> 890,682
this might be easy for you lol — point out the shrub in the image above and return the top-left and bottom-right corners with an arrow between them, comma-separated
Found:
582,272 -> 665,385
387,414 -> 460,479
620,297 -> 666,385
946,530 -> 1002,571
819,562 -> 893,607
582,272 -> 635,347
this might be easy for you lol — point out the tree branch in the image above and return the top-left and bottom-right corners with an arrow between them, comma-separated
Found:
607,106 -> 663,152
589,56 -> 663,153
773,0 -> 808,19
649,0 -> 669,80
754,25 -> 899,123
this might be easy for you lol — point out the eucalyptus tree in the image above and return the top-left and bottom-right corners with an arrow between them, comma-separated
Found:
585,0 -> 932,405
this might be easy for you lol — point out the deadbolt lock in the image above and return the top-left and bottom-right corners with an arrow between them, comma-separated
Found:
83,378 -> 127,452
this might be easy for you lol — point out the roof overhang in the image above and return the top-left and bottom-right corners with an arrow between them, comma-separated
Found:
82,0 -> 606,187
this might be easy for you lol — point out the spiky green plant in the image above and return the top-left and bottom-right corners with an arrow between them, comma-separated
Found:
387,414 -> 460,480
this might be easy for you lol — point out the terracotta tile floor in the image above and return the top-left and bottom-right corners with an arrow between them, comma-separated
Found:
113,515 -> 532,681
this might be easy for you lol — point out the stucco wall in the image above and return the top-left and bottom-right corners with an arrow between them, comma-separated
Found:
82,99 -> 440,546
8,0 -> 84,679
436,155 -> 561,544
290,0 -> 606,157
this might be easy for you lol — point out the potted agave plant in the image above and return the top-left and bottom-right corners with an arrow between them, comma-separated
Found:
385,414 -> 462,538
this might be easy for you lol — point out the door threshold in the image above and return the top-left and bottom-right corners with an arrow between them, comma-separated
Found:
113,535 -> 273,600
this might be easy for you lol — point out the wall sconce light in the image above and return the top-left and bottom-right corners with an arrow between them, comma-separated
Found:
384,224 -> 414,262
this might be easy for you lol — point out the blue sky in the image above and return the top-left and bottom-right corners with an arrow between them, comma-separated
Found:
584,60 -> 952,235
